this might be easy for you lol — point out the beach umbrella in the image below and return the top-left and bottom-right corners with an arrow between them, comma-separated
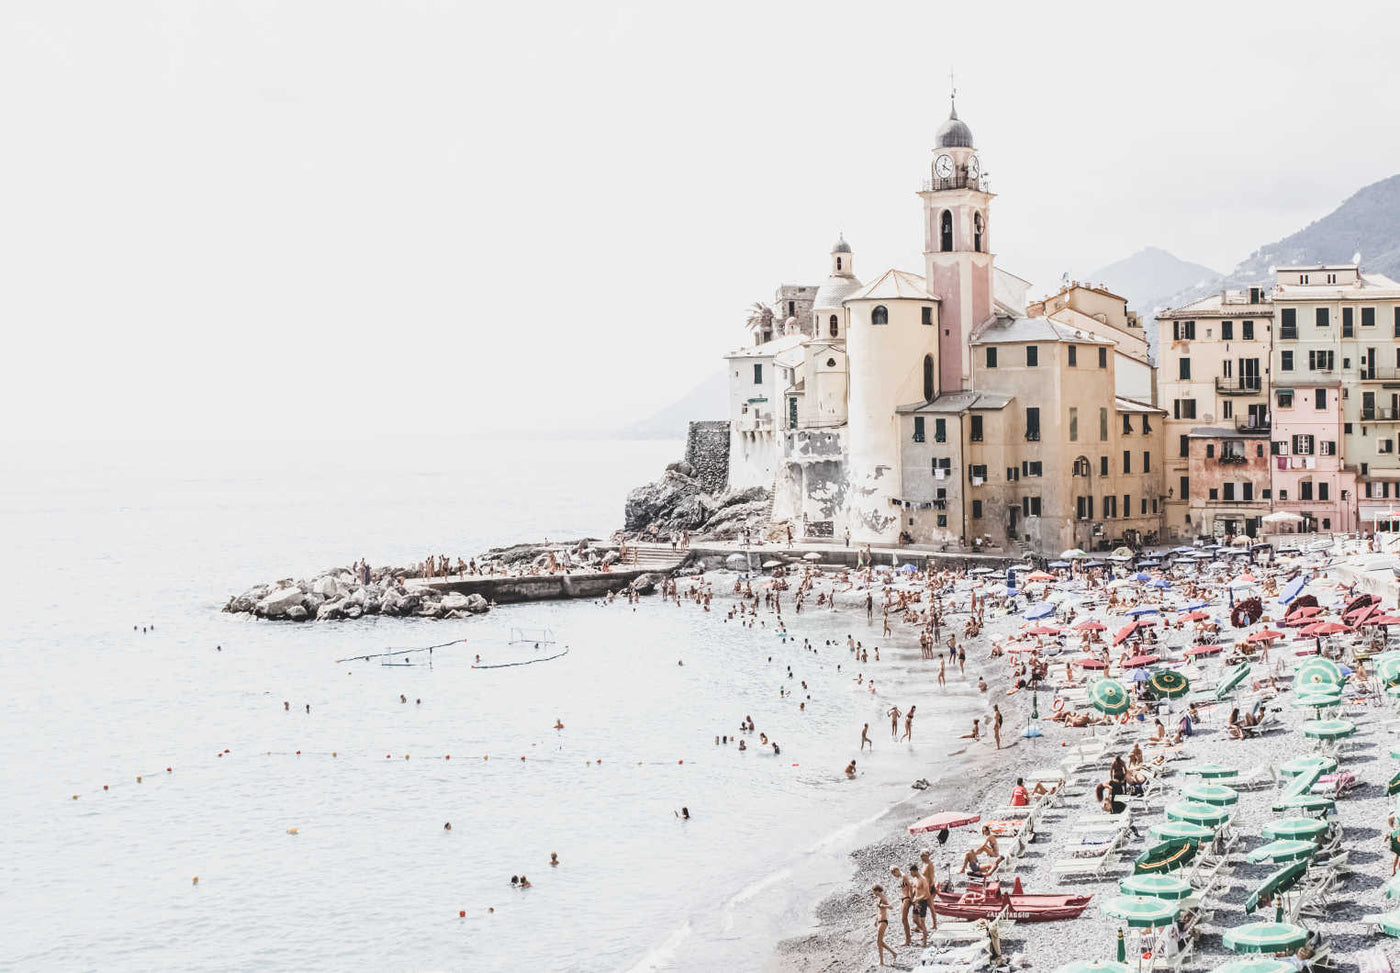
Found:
1125,605 -> 1160,616
1388,770 -> 1400,797
1301,718 -> 1355,740
761,560 -> 783,569
1384,873 -> 1400,900
1148,821 -> 1216,845
1102,894 -> 1180,927
1089,678 -> 1130,715
1367,614 -> 1400,627
1118,873 -> 1193,901
1180,600 -> 1211,611
1085,560 -> 1106,567
1076,656 -> 1107,670
1294,657 -> 1343,685
1247,629 -> 1285,643
1217,663 -> 1252,697
1165,802 -> 1231,827
1129,667 -> 1151,684
1049,560 -> 1071,569
1187,764 -> 1238,779
1062,548 -> 1088,559
907,811 -> 979,834
802,552 -> 822,561
1075,620 -> 1107,631
1183,645 -> 1223,657
1222,921 -> 1309,954
1148,670 -> 1190,698
1132,571 -> 1151,581
1290,694 -> 1341,711
1113,623 -> 1138,645
1262,817 -> 1327,841
1181,783 -> 1240,806
1121,653 -> 1161,668
1028,570 -> 1057,582
1133,838 -> 1197,873
1245,840 -> 1318,865
1245,860 -> 1308,914
1374,912 -> 1400,937
899,562 -> 917,573
1024,602 -> 1056,620
1278,577 -> 1307,604
1182,610 -> 1211,621
1263,511 -> 1303,524
1053,963 -> 1132,973
1208,961 -> 1294,973
1148,578 -> 1173,589
1379,654 -> 1400,686
1271,794 -> 1335,814
725,553 -> 748,567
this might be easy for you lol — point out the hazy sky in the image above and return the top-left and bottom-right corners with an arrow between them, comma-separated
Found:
4,1 -> 1399,440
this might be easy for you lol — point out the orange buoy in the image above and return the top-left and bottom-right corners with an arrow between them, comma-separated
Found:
520,756 -> 526,761
166,767 -> 172,772
137,776 -> 143,783
678,759 -> 683,764
295,750 -> 301,755
193,876 -> 199,885
103,785 -> 109,790
445,755 -> 451,760
405,755 -> 410,760
459,910 -> 465,918
386,754 -> 392,759
72,794 -> 78,800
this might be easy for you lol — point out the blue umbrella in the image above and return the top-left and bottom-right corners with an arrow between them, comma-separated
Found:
1149,578 -> 1173,589
1174,546 -> 1195,553
1133,571 -> 1151,581
900,563 -> 917,573
1125,606 -> 1160,616
1025,603 -> 1056,620
1085,560 -> 1105,567
1049,560 -> 1071,568
1130,668 -> 1151,683
1279,577 -> 1306,605
1179,601 -> 1211,612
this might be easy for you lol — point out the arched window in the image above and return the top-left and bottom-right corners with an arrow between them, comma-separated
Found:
836,257 -> 842,271
829,314 -> 839,337
871,305 -> 888,326
923,355 -> 935,401
940,210 -> 953,252
974,212 -> 984,252
1072,456 -> 1091,477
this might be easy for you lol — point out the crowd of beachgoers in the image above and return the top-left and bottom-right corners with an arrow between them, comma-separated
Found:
623,535 -> 1400,972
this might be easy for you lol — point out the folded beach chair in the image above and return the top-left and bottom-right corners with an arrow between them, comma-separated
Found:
1052,847 -> 1121,880
1227,763 -> 1276,791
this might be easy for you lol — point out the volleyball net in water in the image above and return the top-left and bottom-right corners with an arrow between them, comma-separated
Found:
334,630 -> 565,668
509,627 -> 556,646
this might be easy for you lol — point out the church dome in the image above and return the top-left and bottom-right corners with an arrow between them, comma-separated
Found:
832,235 -> 852,254
813,275 -> 863,310
935,107 -> 973,149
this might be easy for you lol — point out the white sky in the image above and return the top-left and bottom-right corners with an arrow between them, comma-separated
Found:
3,0 -> 1399,440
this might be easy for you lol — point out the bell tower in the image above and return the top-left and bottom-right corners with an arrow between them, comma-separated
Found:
918,92 -> 995,393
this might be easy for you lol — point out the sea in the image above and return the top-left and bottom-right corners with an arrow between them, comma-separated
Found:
0,437 -> 981,972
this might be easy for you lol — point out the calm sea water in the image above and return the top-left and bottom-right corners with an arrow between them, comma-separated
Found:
0,438 -> 978,972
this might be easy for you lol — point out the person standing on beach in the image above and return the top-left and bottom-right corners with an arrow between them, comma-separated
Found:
992,704 -> 1003,749
866,592 -> 873,622
908,862 -> 930,945
860,723 -> 872,750
845,526 -> 851,548
891,866 -> 913,945
918,850 -> 937,931
887,705 -> 901,741
937,656 -> 946,688
902,705 -> 916,742
872,885 -> 896,966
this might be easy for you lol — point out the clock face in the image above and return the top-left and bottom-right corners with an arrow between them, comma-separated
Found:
967,155 -> 980,180
934,154 -> 954,179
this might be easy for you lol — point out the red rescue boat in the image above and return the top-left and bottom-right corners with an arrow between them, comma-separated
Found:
932,878 -> 1092,922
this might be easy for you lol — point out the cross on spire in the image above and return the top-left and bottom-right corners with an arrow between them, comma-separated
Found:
949,70 -> 957,117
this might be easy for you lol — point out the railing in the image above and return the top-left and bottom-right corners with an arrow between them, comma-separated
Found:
1360,368 -> 1400,382
1279,327 -> 1298,340
1362,408 -> 1400,421
1217,453 -> 1249,466
1236,417 -> 1270,433
1025,430 -> 1041,442
912,433 -> 925,443
1215,376 -> 1262,395
921,174 -> 980,192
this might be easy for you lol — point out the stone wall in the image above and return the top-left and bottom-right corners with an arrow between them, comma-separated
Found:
685,420 -> 731,493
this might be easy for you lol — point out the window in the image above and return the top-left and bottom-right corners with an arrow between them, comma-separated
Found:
970,415 -> 983,442
913,417 -> 925,442
1221,320 -> 1233,341
1179,434 -> 1189,457
1395,307 -> 1400,338
1028,461 -> 1043,476
1315,388 -> 1327,410
969,463 -> 987,482
1172,320 -> 1196,341
1123,494 -> 1130,516
1206,443 -> 1215,459
1272,440 -> 1285,455
1142,498 -> 1148,514
1143,415 -> 1151,433
1178,357 -> 1191,380
1222,400 -> 1234,420
1320,440 -> 1336,456
1026,345 -> 1038,367
1319,481 -> 1330,501
1123,415 -> 1133,436
985,347 -> 997,368
1073,456 -> 1090,476
1300,480 -> 1313,501
1069,407 -> 1078,441
1068,346 -> 1077,367
1024,496 -> 1042,516
921,306 -> 932,326
1098,347 -> 1108,368
972,499 -> 983,519
1343,307 -> 1354,337
932,456 -> 951,473
937,513 -> 947,527
1026,407 -> 1040,441
753,363 -> 763,384
1173,399 -> 1197,420
1223,482 -> 1235,501
1099,407 -> 1108,441
1209,488 -> 1218,501
1100,456 -> 1109,476
1242,320 -> 1254,340
934,418 -> 946,443
1180,476 -> 1190,499
1243,482 -> 1253,502
1363,307 -> 1376,328
1292,434 -> 1315,455
829,314 -> 839,337
1123,450 -> 1131,473
974,212 -> 984,252
1308,350 -> 1334,371
923,355 -> 935,401
1280,308 -> 1297,340
1316,307 -> 1329,328
1382,440 -> 1396,455
871,305 -> 888,325
940,210 -> 953,252
1007,467 -> 1017,481
1143,451 -> 1150,473
1276,389 -> 1293,408
1105,495 -> 1117,518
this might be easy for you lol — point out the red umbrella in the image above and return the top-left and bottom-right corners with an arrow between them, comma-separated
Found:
1075,656 -> 1107,669
1136,618 -> 1159,627
1074,620 -> 1107,631
1289,605 -> 1323,617
1248,629 -> 1285,642
1113,623 -> 1138,645
1183,645 -> 1223,657
1122,654 -> 1161,668
1025,625 -> 1062,636
909,811 -> 980,834
1183,610 -> 1210,621
1302,621 -> 1349,636
1368,615 -> 1400,626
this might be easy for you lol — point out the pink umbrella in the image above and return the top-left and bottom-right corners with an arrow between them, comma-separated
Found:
1075,620 -> 1107,631
1025,625 -> 1062,636
1113,623 -> 1138,645
1182,610 -> 1210,621
1075,656 -> 1107,669
1248,629 -> 1285,642
1183,645 -> 1223,657
1027,571 -> 1056,582
1368,615 -> 1400,626
1122,654 -> 1161,668
908,811 -> 980,835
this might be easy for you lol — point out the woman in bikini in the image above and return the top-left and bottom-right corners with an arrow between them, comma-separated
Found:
891,866 -> 913,946
872,884 -> 896,966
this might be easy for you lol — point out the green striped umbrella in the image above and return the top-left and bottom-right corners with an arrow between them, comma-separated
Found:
1208,960 -> 1295,973
1270,794 -> 1335,814
1134,838 -> 1197,874
1279,755 -> 1336,777
1301,718 -> 1356,740
1187,763 -> 1238,779
1054,963 -> 1133,973
1090,678 -> 1130,715
1389,770 -> 1400,797
1291,693 -> 1341,710
1244,861 -> 1307,914
1390,747 -> 1400,760
1295,657 -> 1343,685
1379,653 -> 1400,686
1148,669 -> 1190,698
1222,921 -> 1310,953
1390,829 -> 1400,858
1384,873 -> 1400,900
1387,685 -> 1400,698
1181,782 -> 1240,806
1374,912 -> 1400,937
1244,839 -> 1318,864
1262,817 -> 1327,841
1118,873 -> 1193,900
1216,663 -> 1252,698
1166,801 -> 1232,827
1102,894 -> 1181,928
1149,820 -> 1217,845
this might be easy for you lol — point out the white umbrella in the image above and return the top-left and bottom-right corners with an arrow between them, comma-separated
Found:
802,552 -> 822,561
762,560 -> 783,568
1262,511 -> 1303,523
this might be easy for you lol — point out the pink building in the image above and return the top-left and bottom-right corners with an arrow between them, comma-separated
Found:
1268,383 -> 1355,533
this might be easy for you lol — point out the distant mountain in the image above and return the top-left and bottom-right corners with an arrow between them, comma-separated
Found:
621,371 -> 728,440
1088,247 -> 1221,315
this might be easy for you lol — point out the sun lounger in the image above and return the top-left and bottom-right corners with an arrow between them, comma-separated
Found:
1358,946 -> 1395,973
1052,848 -> 1121,879
914,940 -> 992,971
1227,763 -> 1276,790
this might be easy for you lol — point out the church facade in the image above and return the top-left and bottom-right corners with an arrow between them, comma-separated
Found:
725,101 -> 1167,554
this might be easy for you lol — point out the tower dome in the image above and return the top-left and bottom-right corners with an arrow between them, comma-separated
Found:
832,235 -> 852,254
934,103 -> 973,149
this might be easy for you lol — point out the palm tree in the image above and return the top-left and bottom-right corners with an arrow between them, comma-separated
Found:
745,301 -> 773,330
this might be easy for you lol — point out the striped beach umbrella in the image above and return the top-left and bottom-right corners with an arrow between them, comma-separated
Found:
1290,693 -> 1341,710
1102,894 -> 1181,928
1378,654 -> 1400,686
1279,755 -> 1336,777
1375,912 -> 1400,937
1389,770 -> 1400,797
1245,839 -> 1318,865
1262,817 -> 1327,841
1090,678 -> 1130,715
1294,657 -> 1343,686
1271,794 -> 1335,814
1148,820 -> 1216,845
1301,718 -> 1356,740
1148,669 -> 1190,698
1187,764 -> 1238,779
1134,838 -> 1197,874
1245,861 -> 1308,915
1208,960 -> 1295,973
1181,783 -> 1240,806
1118,873 -> 1193,901
1054,963 -> 1133,973
1166,801 -> 1232,827
1222,921 -> 1310,954
1384,873 -> 1400,900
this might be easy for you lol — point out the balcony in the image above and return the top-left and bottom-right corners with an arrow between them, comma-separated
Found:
920,174 -> 981,192
1361,408 -> 1400,422
736,414 -> 773,433
1359,368 -> 1400,383
1217,453 -> 1249,466
1025,429 -> 1041,442
1216,376 -> 1262,396
1235,417 -> 1271,433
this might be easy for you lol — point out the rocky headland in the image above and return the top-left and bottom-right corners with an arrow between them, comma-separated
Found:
623,459 -> 774,540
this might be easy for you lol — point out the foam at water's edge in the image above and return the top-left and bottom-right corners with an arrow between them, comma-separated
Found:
624,920 -> 693,973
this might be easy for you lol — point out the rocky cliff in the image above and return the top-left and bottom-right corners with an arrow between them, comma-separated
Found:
623,459 -> 771,539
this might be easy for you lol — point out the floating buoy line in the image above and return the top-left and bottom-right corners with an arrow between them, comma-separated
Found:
335,629 -> 564,668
